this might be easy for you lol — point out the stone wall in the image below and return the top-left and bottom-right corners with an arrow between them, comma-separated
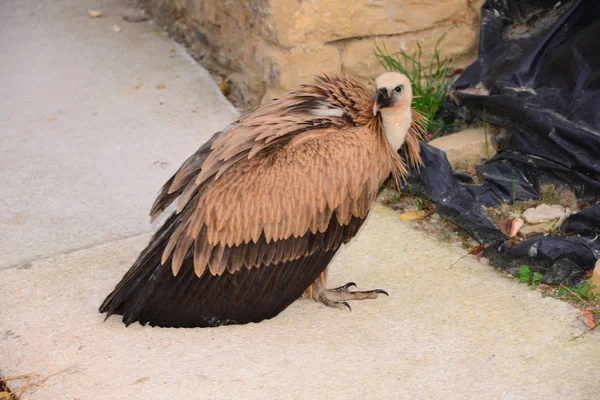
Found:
139,0 -> 483,108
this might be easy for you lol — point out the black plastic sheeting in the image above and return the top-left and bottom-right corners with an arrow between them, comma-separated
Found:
401,144 -> 508,244
561,204 -> 600,238
484,235 -> 599,286
484,204 -> 600,285
401,0 -> 600,284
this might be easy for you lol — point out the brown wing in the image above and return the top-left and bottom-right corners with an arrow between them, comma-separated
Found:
100,211 -> 368,327
99,130 -> 380,327
150,74 -> 374,220
148,75 -> 387,277
165,122 -> 393,278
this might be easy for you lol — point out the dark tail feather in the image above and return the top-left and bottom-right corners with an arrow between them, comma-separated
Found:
99,213 -> 179,322
100,213 -> 365,328
100,238 -> 335,327
98,210 -> 335,327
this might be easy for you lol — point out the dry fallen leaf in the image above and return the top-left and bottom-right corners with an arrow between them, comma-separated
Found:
219,80 -> 229,95
399,210 -> 433,221
88,10 -> 102,18
47,117 -> 56,122
0,392 -> 12,399
509,217 -> 524,238
170,48 -> 176,53
156,83 -> 166,89
468,245 -> 486,255
584,308 -> 596,329
134,84 -> 142,90
113,24 -> 122,32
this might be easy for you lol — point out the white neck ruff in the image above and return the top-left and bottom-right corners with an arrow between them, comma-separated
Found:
380,107 -> 412,151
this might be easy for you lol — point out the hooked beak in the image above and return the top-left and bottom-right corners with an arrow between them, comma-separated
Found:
373,88 -> 392,116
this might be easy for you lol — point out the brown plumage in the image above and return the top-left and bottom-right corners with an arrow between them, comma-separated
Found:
100,73 -> 425,327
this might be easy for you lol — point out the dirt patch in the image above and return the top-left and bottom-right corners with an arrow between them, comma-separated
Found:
377,187 -> 478,250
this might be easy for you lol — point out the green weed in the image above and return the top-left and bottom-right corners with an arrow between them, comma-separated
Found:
517,265 -> 544,288
557,280 -> 597,304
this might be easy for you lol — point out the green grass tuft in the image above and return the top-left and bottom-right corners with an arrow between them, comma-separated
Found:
374,35 -> 452,138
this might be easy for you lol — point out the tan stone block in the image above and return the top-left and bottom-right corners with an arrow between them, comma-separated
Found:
341,39 -> 387,81
342,24 -> 479,80
428,127 -> 496,170
148,0 -> 483,108
592,260 -> 600,295
270,0 -> 473,47
186,1 -> 276,42
522,204 -> 566,224
185,1 -> 274,65
261,85 -> 289,103
517,222 -> 554,237
262,45 -> 342,90
468,0 -> 487,15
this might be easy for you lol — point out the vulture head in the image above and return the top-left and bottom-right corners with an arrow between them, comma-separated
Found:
373,72 -> 414,151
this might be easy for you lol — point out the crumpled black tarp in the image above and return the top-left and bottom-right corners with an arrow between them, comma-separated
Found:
401,0 -> 600,284
561,203 -> 600,237
401,144 -> 507,244
483,204 -> 600,285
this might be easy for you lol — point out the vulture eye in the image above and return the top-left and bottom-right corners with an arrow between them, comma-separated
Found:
394,85 -> 404,93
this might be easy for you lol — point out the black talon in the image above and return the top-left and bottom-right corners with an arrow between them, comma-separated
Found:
332,282 -> 357,292
342,302 -> 352,311
374,289 -> 389,296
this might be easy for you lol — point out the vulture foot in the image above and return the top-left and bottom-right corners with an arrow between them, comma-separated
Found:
314,280 -> 388,311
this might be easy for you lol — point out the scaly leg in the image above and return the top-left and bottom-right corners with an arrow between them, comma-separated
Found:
303,268 -> 328,300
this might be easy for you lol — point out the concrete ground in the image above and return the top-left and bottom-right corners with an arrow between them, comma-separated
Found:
1,1 -> 599,399
0,0 -> 237,269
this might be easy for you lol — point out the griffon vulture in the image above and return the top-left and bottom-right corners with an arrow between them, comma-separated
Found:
100,72 -> 425,327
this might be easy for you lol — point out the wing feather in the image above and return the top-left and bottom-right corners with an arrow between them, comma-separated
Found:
147,74 -> 424,279
193,232 -> 212,276
172,232 -> 193,276
244,240 -> 260,268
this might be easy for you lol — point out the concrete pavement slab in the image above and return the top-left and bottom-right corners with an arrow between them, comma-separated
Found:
0,0 -> 238,269
2,0 -> 599,398
1,205 -> 598,400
